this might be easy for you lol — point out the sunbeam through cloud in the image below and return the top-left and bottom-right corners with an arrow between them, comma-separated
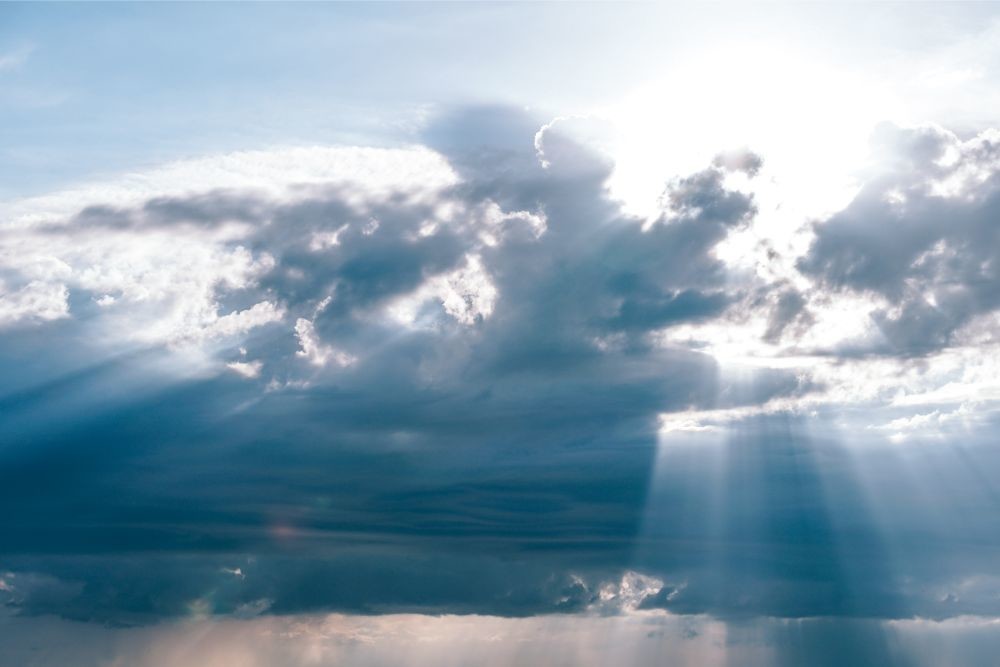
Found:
3,3 -> 1000,666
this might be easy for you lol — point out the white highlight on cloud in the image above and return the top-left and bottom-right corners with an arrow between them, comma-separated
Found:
388,254 -> 498,328
0,144 -> 460,376
656,339 -> 1000,443
295,318 -> 355,368
197,302 -> 284,342
657,397 -> 813,437
1,212 -> 280,351
226,360 -> 263,379
593,571 -> 665,613
436,255 -> 497,326
475,201 -> 546,247
534,115 -> 615,173
2,145 -> 458,229
309,223 -> 350,251
0,280 -> 68,326
0,144 -> 457,346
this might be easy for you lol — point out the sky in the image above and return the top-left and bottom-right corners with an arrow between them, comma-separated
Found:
3,2 -> 1000,666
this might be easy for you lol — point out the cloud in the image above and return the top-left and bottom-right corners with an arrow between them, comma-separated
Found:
7,108 -> 1000,631
800,122 -> 1000,356
226,360 -> 262,379
0,106 -> 831,625
713,148 -> 764,177
0,280 -> 68,326
294,316 -> 354,368
761,288 -> 811,344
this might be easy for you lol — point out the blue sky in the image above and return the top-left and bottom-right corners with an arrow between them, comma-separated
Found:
5,2 -> 998,197
4,3 -> 1000,666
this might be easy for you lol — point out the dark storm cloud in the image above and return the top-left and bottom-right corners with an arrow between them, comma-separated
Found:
7,109 -> 995,628
4,400 -> 1000,624
800,122 -> 1000,355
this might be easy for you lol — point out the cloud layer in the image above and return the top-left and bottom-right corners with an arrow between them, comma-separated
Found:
2,109 -> 1000,637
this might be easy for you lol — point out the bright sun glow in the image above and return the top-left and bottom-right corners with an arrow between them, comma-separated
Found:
603,43 -> 900,224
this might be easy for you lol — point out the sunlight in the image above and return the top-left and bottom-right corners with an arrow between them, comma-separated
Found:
602,41 -> 899,228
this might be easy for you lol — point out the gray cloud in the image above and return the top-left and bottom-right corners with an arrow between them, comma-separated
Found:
800,122 -> 1000,355
0,107 -> 817,624
762,287 -> 812,344
4,110 -> 1000,631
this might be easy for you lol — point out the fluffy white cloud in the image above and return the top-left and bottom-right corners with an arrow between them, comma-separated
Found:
226,360 -> 264,379
294,317 -> 355,368
1,145 -> 457,229
0,279 -> 68,325
0,145 -> 460,365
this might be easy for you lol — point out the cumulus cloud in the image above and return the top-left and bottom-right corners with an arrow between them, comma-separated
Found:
0,280 -> 68,326
7,108 -> 1000,632
0,105 -> 788,399
800,122 -> 1000,355
0,106 -> 827,624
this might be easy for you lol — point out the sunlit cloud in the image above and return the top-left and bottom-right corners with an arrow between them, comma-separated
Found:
4,3 -> 1000,666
